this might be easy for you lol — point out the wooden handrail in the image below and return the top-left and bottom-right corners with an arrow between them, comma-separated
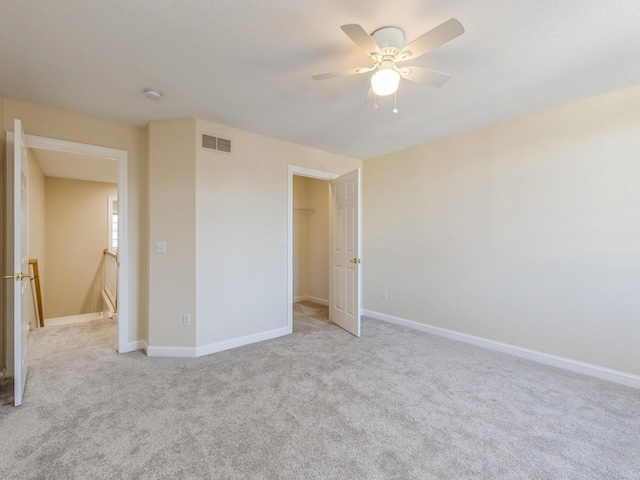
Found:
102,249 -> 118,314
103,249 -> 118,261
29,259 -> 44,328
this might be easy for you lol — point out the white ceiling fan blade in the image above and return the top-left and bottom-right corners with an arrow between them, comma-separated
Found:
341,24 -> 382,57
312,65 -> 375,81
399,67 -> 451,87
398,18 -> 464,61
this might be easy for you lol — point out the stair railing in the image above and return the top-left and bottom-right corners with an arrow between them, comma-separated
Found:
102,249 -> 118,315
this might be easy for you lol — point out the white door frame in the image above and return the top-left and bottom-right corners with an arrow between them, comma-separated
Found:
287,165 -> 338,333
5,132 -> 131,354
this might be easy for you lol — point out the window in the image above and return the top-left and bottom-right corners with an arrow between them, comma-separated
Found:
108,196 -> 118,253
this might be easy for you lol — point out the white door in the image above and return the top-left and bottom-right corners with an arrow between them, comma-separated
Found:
330,169 -> 361,337
6,119 -> 29,406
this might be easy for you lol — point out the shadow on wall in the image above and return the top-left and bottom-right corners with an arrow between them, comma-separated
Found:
81,256 -> 106,315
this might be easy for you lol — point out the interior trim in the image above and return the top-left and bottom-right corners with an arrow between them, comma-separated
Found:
146,327 -> 289,358
363,309 -> 640,390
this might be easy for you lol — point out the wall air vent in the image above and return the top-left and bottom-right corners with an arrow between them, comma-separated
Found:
201,133 -> 232,154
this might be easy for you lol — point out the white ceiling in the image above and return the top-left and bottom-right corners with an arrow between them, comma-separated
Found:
30,149 -> 118,184
1,1 -> 639,160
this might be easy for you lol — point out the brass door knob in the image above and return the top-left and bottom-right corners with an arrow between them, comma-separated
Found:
3,273 -> 31,281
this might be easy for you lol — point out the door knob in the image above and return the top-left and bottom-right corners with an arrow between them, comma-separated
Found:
349,258 -> 361,264
3,273 -> 31,281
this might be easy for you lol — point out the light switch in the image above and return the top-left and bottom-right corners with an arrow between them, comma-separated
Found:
155,241 -> 166,254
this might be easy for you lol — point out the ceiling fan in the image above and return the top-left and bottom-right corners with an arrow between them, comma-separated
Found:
312,18 -> 465,111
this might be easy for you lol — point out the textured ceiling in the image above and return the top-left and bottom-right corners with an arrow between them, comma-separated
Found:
1,0 -> 639,159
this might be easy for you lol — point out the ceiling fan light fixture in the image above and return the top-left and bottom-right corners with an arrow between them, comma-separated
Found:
312,19 -> 464,103
371,68 -> 400,96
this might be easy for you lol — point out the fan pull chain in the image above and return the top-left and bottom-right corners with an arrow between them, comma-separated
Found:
371,92 -> 399,113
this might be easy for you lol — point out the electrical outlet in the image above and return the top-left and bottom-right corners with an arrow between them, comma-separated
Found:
382,290 -> 388,301
183,314 -> 190,326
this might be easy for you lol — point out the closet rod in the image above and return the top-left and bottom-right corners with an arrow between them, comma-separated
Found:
293,208 -> 316,214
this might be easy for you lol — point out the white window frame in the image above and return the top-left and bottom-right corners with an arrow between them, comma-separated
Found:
107,195 -> 118,253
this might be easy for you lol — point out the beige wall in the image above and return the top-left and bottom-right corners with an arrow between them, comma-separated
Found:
147,119 -> 197,348
293,176 -> 309,299
293,176 -> 330,303
45,178 -> 117,318
2,99 -> 357,360
194,118 -> 360,347
306,178 -> 330,303
26,149 -> 46,327
363,84 -> 640,376
3,83 -> 635,376
2,98 -> 147,345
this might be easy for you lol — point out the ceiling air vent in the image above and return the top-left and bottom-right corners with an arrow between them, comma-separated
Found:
201,133 -> 232,154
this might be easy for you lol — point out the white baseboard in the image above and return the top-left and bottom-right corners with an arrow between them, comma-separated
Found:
120,340 -> 146,354
294,296 -> 329,306
196,327 -> 289,357
306,296 -> 329,306
146,327 -> 290,358
146,345 -> 196,358
45,312 -> 104,327
363,309 -> 640,390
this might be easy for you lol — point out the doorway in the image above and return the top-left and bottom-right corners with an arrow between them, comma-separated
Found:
28,147 -> 119,329
287,166 -> 336,333
6,131 -> 130,358
287,166 -> 362,337
292,174 -> 331,329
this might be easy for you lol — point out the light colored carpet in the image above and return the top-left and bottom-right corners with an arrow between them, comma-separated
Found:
0,304 -> 638,479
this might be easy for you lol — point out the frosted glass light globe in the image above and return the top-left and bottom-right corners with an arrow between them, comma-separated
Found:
371,68 -> 400,96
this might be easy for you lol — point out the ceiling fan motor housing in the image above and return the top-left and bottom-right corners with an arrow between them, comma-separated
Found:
371,26 -> 405,53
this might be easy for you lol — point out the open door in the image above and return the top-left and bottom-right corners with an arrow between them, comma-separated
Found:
5,119 -> 29,406
330,169 -> 361,337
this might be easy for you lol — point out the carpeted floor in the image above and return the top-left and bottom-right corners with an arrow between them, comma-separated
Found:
0,303 -> 638,479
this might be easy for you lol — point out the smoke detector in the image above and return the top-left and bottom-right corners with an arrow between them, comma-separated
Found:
144,88 -> 163,100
